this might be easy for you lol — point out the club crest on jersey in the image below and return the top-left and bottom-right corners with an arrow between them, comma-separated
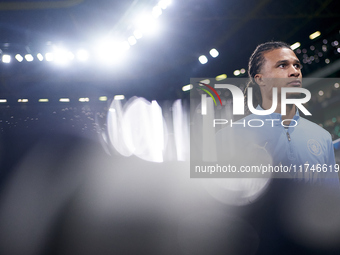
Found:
307,139 -> 322,156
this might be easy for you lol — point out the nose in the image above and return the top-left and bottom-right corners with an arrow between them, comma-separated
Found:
289,65 -> 301,77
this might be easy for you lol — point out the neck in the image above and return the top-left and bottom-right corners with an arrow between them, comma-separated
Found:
262,100 -> 296,122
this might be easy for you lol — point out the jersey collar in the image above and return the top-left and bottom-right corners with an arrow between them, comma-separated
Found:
255,105 -> 300,126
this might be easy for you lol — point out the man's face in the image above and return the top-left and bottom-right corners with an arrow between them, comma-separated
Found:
255,48 -> 303,100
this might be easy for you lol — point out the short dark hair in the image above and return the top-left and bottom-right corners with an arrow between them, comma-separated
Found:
244,41 -> 292,112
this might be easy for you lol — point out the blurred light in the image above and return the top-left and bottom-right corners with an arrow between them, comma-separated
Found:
15,54 -> 23,62
325,59 -> 330,64
128,36 -> 137,46
290,42 -> 301,50
110,98 -> 165,162
54,48 -> 74,64
296,49 -> 301,54
158,0 -> 171,9
38,99 -> 49,102
25,54 -> 34,62
18,99 -> 28,103
150,100 -> 164,162
234,70 -> 241,76
209,48 -> 219,58
79,97 -> 89,102
333,41 -> 339,46
45,52 -> 54,62
309,31 -> 321,40
200,79 -> 210,84
172,99 -> 189,161
198,55 -> 208,64
0,99 -> 7,103
122,41 -> 131,51
310,45 -> 315,51
59,98 -> 70,102
133,30 -> 143,39
76,49 -> 89,61
335,83 -> 339,88
68,52 -> 74,60
182,84 -> 193,91
332,118 -> 337,123
37,53 -> 44,61
216,74 -> 227,81
322,45 -> 327,52
323,39 -> 328,44
337,48 -> 340,53
152,6 -> 162,18
135,15 -> 159,35
240,68 -> 246,74
318,90 -> 324,96
114,95 -> 125,100
99,96 -> 107,101
2,55 -> 11,63
96,39 -> 129,64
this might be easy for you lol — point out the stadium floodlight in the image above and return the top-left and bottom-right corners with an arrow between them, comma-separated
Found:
25,54 -> 34,62
158,0 -> 171,9
198,55 -> 208,64
37,53 -> 44,61
209,48 -> 219,58
152,6 -> 162,18
135,15 -> 159,35
2,55 -> 11,63
45,52 -> 54,62
200,79 -> 210,84
54,48 -> 74,65
79,97 -> 90,102
216,74 -> 227,81
99,96 -> 107,101
133,30 -> 143,39
233,70 -> 241,76
59,98 -> 70,102
15,54 -> 24,62
114,95 -> 125,100
309,31 -> 321,40
122,41 -> 130,51
96,39 -> 129,65
128,36 -> 137,46
76,49 -> 89,61
182,84 -> 193,91
290,42 -> 301,50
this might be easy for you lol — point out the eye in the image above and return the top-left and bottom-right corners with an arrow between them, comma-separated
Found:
294,63 -> 303,69
278,63 -> 286,68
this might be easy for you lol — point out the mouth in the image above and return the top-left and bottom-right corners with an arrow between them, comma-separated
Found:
287,80 -> 302,87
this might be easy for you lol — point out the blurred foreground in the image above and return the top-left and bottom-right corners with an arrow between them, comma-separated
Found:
0,133 -> 340,255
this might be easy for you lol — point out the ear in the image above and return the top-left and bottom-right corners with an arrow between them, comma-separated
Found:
254,74 -> 265,86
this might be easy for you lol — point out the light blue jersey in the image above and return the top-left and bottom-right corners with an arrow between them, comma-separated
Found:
216,105 -> 340,188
